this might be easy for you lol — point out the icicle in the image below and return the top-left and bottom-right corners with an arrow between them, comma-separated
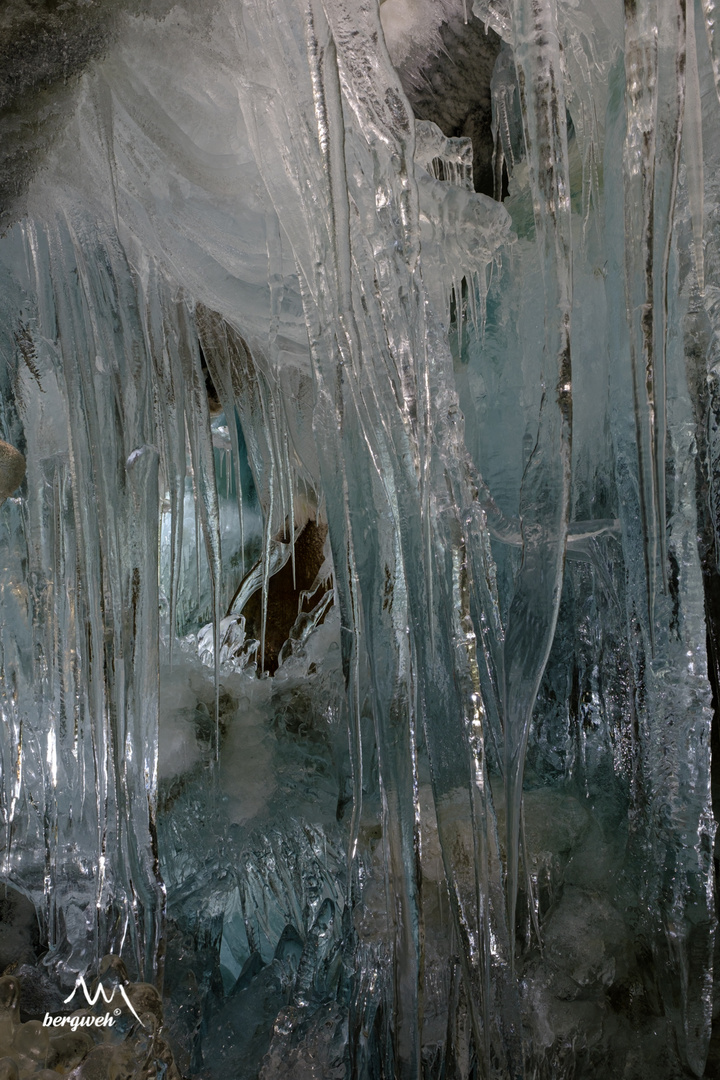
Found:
563,24 -> 602,244
454,275 -> 463,355
268,395 -> 287,539
232,0 -> 520,1072
284,431 -> 297,589
306,4 -> 425,1073
623,0 -> 661,641
686,0 -> 705,293
490,43 -> 518,201
142,269 -> 185,665
654,0 -> 687,601
452,536 -> 523,1075
176,302 -> 222,758
701,0 -> 720,103
468,271 -> 479,334
36,211 -> 166,976
193,464 -> 202,608
124,441 -> 164,982
622,0 -> 689,627
91,74 -> 121,236
260,457 -> 274,674
0,709 -> 23,882
504,0 -> 573,959
46,217 -> 115,943
194,312 -> 246,578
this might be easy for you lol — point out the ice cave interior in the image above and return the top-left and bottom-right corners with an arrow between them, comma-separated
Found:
1,0 -> 720,1076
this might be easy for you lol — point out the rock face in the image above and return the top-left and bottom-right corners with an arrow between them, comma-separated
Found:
380,0 -> 503,196
0,442 -> 25,504
0,888 -> 40,975
239,520 -> 330,675
0,0 -> 183,231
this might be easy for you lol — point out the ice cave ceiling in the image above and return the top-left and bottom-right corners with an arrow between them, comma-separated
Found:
1,0 -> 720,1078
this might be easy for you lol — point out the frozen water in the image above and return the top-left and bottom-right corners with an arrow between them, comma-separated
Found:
0,0 -> 719,1076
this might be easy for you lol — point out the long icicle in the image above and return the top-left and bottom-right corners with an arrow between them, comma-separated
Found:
653,0 -> 687,600
306,9 -> 423,1073
623,0 -> 663,638
143,269 -> 186,665
505,0 -> 573,959
176,301 -> 222,758
686,0 -> 705,293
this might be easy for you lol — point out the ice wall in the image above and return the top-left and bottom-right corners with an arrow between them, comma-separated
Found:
0,0 -> 718,1076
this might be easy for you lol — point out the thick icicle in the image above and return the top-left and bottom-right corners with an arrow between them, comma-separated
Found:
143,268 -> 186,663
503,0 -> 573,953
622,0 -> 686,629
302,8 -> 424,1072
175,302 -> 223,751
686,0 -> 706,293
653,0 -> 686,596
231,0 -> 524,1073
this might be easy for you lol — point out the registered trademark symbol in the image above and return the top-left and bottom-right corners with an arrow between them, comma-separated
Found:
114,1008 -> 121,1016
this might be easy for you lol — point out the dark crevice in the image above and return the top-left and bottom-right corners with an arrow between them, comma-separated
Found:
389,14 -> 503,198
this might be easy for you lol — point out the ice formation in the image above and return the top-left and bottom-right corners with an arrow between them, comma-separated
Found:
0,0 -> 718,1076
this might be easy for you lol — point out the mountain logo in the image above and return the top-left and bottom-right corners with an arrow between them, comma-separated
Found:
61,975 -> 145,1027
